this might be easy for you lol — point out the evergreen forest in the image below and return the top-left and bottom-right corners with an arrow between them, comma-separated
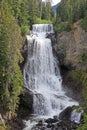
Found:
0,0 -> 87,130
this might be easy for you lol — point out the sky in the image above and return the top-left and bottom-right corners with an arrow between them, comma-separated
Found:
51,0 -> 61,6
42,0 -> 61,6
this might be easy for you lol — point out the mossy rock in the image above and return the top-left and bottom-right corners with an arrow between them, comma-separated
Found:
0,123 -> 5,130
0,122 -> 10,130
0,126 -> 5,130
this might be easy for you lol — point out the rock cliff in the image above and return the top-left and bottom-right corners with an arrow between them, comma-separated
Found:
53,22 -> 87,70
52,22 -> 87,102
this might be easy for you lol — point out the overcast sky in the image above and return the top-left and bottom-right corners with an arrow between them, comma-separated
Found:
42,0 -> 61,6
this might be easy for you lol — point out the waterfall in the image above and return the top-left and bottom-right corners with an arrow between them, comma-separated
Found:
24,24 -> 78,117
31,24 -> 54,37
71,110 -> 83,124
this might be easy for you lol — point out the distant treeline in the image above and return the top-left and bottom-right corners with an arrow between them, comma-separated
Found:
57,0 -> 87,23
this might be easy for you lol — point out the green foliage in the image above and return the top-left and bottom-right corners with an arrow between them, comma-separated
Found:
0,1 -> 23,117
71,69 -> 87,130
77,113 -> 87,130
81,52 -> 87,64
35,17 -> 52,24
56,0 -> 87,23
0,121 -> 10,130
55,0 -> 87,126
55,0 -> 87,33
8,0 -> 53,29
41,1 -> 53,21
0,1 -> 12,101
54,23 -> 74,32
0,0 -> 54,120
59,43 -> 66,57
67,3 -> 73,23
80,11 -> 87,31
8,0 -> 30,33
21,25 -> 29,36
71,70 -> 87,111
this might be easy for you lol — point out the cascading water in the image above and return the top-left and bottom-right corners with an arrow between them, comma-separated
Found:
23,24 -> 79,129
71,110 -> 83,124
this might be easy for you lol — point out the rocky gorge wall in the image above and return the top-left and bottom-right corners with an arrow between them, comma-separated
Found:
53,22 -> 87,103
53,22 -> 87,70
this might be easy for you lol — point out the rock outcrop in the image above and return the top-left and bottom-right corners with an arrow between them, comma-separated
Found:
18,88 -> 33,119
52,22 -> 86,103
53,22 -> 87,69
20,38 -> 28,71
20,36 -> 38,70
59,107 -> 73,120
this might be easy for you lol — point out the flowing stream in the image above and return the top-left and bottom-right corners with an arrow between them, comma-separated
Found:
23,24 -> 79,130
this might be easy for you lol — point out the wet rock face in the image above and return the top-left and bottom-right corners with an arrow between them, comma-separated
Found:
21,39 -> 28,61
8,117 -> 25,130
53,23 -> 87,69
20,39 -> 28,71
59,107 -> 73,120
46,33 -> 56,45
20,37 -> 34,71
18,88 -> 33,118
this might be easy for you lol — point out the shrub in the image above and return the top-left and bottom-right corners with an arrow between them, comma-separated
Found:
77,114 -> 87,130
21,25 -> 29,36
54,23 -> 75,32
81,52 -> 87,64
35,17 -> 52,24
0,121 -> 10,130
80,11 -> 87,31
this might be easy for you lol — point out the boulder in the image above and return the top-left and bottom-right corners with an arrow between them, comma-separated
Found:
45,116 -> 58,124
36,120 -> 43,126
59,107 -> 73,120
